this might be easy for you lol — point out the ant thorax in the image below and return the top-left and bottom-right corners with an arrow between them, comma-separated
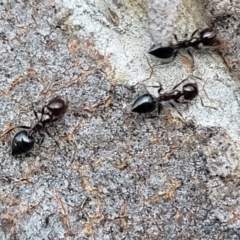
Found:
159,90 -> 180,102
29,122 -> 44,136
190,38 -> 198,44
172,90 -> 180,96
42,114 -> 51,121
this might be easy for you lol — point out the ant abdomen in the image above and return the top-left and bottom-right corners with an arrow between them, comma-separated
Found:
11,130 -> 35,155
131,94 -> 156,114
148,45 -> 176,59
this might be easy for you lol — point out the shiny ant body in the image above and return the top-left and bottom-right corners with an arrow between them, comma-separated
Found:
148,28 -> 219,59
0,96 -> 68,155
131,82 -> 198,115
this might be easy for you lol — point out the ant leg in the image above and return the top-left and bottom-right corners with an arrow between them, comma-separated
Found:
187,50 -> 194,64
144,105 -> 162,119
174,98 -> 194,104
32,101 -> 50,121
39,106 -> 49,121
173,34 -> 178,43
172,50 -> 178,61
184,49 -> 195,72
41,105 -> 48,115
0,126 -> 31,140
177,100 -> 191,104
140,84 -> 163,97
135,81 -> 163,93
45,128 -> 60,149
32,103 -> 49,122
144,85 -> 162,88
144,113 -> 160,119
177,49 -> 195,72
157,84 -> 163,95
177,94 -> 217,110
38,132 -> 45,146
157,103 -> 163,114
169,102 -> 185,121
31,103 -> 39,120
174,99 -> 181,103
192,75 -> 207,84
199,96 -> 218,110
145,115 -> 159,119
172,78 -> 189,90
191,29 -> 199,39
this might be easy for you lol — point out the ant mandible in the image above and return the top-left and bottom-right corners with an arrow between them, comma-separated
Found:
148,28 -> 219,59
0,96 -> 68,155
131,82 -> 198,115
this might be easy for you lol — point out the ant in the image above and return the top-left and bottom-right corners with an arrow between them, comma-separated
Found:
0,96 -> 68,156
148,28 -> 219,59
131,82 -> 198,115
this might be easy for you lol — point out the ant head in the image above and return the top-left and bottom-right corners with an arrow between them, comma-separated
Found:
46,95 -> 68,119
148,44 -> 175,59
200,28 -> 219,46
182,83 -> 198,100
11,130 -> 35,155
131,93 -> 156,114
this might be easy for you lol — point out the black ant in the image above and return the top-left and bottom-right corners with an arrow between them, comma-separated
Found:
131,82 -> 198,115
0,96 -> 68,155
148,28 -> 219,59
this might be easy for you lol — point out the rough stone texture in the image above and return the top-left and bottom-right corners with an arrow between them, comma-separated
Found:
205,0 -> 240,76
145,0 -> 180,45
146,0 -> 208,45
0,0 -> 240,239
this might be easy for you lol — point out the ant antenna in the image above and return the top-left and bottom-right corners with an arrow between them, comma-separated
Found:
0,125 -> 31,141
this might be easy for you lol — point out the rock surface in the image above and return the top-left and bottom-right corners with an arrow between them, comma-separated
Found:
0,0 -> 240,239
